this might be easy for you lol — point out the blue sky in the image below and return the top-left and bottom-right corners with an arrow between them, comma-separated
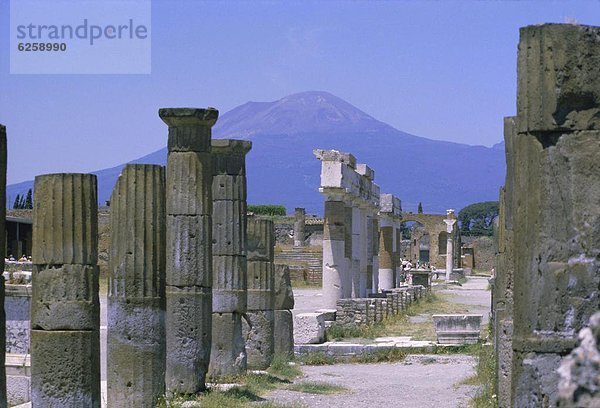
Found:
1,0 -> 598,185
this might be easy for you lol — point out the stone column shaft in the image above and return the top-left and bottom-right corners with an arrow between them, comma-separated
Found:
161,107 -> 218,393
351,205 -> 361,297
323,198 -> 347,306
378,222 -> 394,291
0,125 -> 5,408
293,207 -> 306,247
31,173 -> 100,407
371,215 -> 380,294
273,264 -> 294,357
107,164 -> 166,407
358,206 -> 368,297
342,204 -> 353,298
209,139 -> 251,378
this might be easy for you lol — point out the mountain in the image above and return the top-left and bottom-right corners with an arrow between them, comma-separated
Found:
7,91 -> 506,215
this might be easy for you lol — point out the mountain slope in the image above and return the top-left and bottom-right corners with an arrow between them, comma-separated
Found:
7,91 -> 506,214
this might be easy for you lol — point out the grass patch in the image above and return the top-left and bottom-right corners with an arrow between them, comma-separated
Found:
288,381 -> 347,395
267,354 -> 303,380
326,322 -> 384,340
352,348 -> 408,364
297,352 -> 336,366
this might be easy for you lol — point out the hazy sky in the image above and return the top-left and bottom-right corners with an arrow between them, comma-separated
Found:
1,0 -> 598,185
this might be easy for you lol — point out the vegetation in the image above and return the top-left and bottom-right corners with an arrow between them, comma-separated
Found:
458,201 -> 499,236
248,204 -> 287,216
287,381 -> 347,395
417,202 -> 423,214
12,189 -> 33,209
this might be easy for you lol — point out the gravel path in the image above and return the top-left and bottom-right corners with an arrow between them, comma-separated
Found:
263,354 -> 479,407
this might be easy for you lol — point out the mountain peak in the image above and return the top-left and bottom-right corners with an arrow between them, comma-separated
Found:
213,91 -> 394,138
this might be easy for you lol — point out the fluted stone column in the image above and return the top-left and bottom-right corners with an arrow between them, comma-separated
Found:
293,208 -> 305,247
378,221 -> 394,291
358,204 -> 368,297
351,203 -> 361,297
443,210 -> 456,282
244,218 -> 275,369
371,215 -> 380,294
395,226 -> 403,287
107,164 -> 166,407
160,107 -> 218,393
0,125 -> 6,408
343,204 -> 353,298
209,139 -> 251,378
31,173 -> 100,407
322,192 -> 347,306
273,264 -> 294,357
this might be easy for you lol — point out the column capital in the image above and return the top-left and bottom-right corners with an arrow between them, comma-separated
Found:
211,139 -> 252,156
159,107 -> 219,128
319,187 -> 348,202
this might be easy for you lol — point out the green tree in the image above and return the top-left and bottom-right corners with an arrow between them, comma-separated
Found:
417,202 -> 423,214
247,204 -> 287,216
24,189 -> 33,209
458,201 -> 499,236
13,194 -> 20,209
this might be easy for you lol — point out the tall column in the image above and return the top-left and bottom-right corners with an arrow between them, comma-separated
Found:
322,192 -> 347,306
370,215 -> 380,294
358,204 -> 368,297
0,125 -> 6,408
351,203 -> 361,297
378,220 -> 394,291
443,210 -> 456,282
343,204 -> 353,298
293,208 -> 306,247
209,139 -> 251,378
510,24 -> 600,406
160,107 -> 218,393
395,225 -> 403,287
31,173 -> 100,407
107,165 -> 166,407
244,218 -> 275,369
273,264 -> 294,357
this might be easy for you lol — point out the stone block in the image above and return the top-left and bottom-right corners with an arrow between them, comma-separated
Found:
243,310 -> 274,370
165,286 -> 212,393
212,174 -> 246,201
315,308 -> 336,321
313,149 -> 357,168
432,314 -> 482,345
247,218 -> 275,262
166,152 -> 212,216
160,107 -> 217,152
273,310 -> 294,357
247,261 -> 274,311
209,312 -> 246,377
212,200 -> 245,256
166,215 -> 211,287
294,312 -> 326,344
5,284 -> 31,354
31,264 -> 99,331
274,264 -> 294,310
31,330 -> 100,408
32,173 -> 98,265
6,353 -> 30,407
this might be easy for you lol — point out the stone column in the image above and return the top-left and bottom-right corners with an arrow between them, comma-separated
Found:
107,164 -> 166,407
370,215 -> 380,294
351,203 -> 361,297
322,191 -> 347,306
395,225 -> 403,287
443,210 -> 456,281
378,220 -> 394,291
293,208 -> 306,247
273,264 -> 294,357
358,204 -> 368,297
160,107 -> 218,393
31,173 -> 100,407
244,218 -> 275,369
343,204 -> 353,298
509,24 -> 600,407
0,124 -> 6,408
209,139 -> 251,378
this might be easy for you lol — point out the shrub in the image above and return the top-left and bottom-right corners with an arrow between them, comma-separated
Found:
247,204 -> 286,216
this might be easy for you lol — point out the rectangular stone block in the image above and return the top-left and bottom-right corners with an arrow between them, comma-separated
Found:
274,264 -> 294,310
6,353 -> 30,407
5,284 -> 31,354
31,330 -> 100,408
31,264 -> 99,331
166,152 -> 212,216
166,215 -> 211,287
243,310 -> 274,370
247,261 -> 274,311
274,310 -> 294,357
247,218 -> 275,262
212,174 -> 246,201
213,288 -> 246,314
432,314 -> 482,345
165,286 -> 212,393
208,312 -> 246,377
212,200 -> 246,256
294,312 -> 326,344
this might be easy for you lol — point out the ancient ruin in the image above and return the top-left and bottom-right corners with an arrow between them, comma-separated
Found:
0,124 -> 6,408
293,207 -> 305,247
273,264 -> 294,356
31,173 -> 100,407
378,194 -> 402,291
209,139 -> 252,377
107,164 -> 166,406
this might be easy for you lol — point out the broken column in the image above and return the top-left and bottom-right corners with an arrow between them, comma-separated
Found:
293,208 -> 306,247
273,264 -> 295,357
0,125 -> 6,408
508,24 -> 600,406
107,164 -> 166,407
160,107 -> 218,393
31,173 -> 100,407
379,194 -> 401,291
244,218 -> 275,369
209,139 -> 251,378
443,210 -> 456,281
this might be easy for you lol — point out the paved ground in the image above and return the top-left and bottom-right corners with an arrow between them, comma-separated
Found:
263,354 -> 479,407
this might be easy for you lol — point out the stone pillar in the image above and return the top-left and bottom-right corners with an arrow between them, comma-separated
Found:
107,164 -> 166,407
395,226 -> 403,287
244,218 -> 275,369
371,215 -> 380,294
273,264 -> 294,357
209,139 -> 251,378
443,210 -> 456,281
358,204 -> 368,297
0,124 -> 6,408
293,208 -> 306,247
342,204 -> 353,298
160,107 -> 218,393
509,24 -> 600,407
378,221 -> 394,291
31,173 -> 100,407
351,203 -> 361,297
322,192 -> 347,306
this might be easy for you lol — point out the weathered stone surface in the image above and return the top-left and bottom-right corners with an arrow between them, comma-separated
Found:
159,107 -> 218,152
213,255 -> 246,313
313,149 -> 356,168
107,164 -> 166,407
212,200 -> 246,255
166,152 -> 212,216
212,139 -> 251,176
432,314 -> 482,345
208,312 -> 246,377
5,284 -> 30,354
294,312 -> 326,344
274,310 -> 294,357
517,24 -> 600,133
212,174 -> 246,201
32,173 -> 98,265
166,214 -> 211,287
6,353 -> 30,407
294,207 -> 306,247
31,264 -> 99,331
247,260 -> 274,311
274,264 -> 294,310
243,310 -> 274,370
247,218 -> 275,262
31,330 -> 101,408
165,286 -> 212,393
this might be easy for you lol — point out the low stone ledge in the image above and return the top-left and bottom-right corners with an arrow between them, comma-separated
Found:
432,314 -> 482,345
